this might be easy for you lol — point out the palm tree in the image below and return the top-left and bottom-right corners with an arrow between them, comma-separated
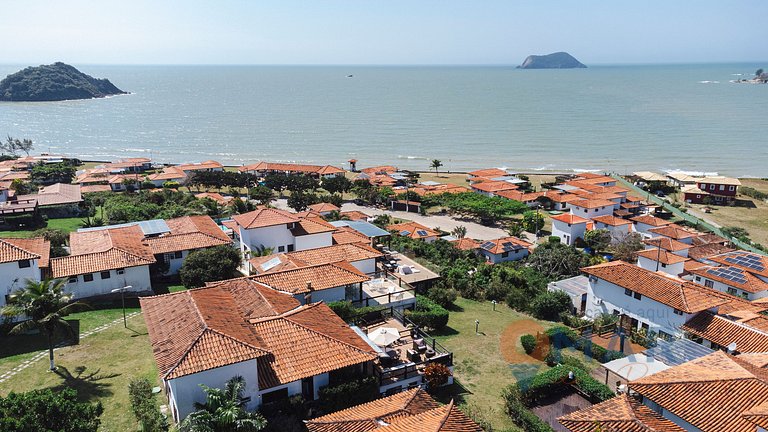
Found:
180,376 -> 267,432
430,159 -> 443,176
1,278 -> 89,370
451,225 -> 467,239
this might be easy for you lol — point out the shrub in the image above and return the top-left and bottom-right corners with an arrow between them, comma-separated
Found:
502,385 -> 555,432
404,295 -> 449,330
426,286 -> 458,308
544,347 -> 561,366
423,363 -> 452,390
327,301 -> 384,323
128,378 -> 168,432
162,181 -> 180,189
318,377 -> 378,413
529,291 -> 572,321
179,245 -> 241,288
520,334 -> 537,354
141,181 -> 156,190
518,364 -> 614,406
0,388 -> 103,432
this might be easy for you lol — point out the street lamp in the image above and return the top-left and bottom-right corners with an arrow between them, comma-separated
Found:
475,319 -> 480,335
111,285 -> 132,328
491,300 -> 497,311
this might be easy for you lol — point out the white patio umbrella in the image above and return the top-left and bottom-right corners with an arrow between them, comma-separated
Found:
368,327 -> 400,346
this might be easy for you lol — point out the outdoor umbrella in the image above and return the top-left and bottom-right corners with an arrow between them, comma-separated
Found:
368,327 -> 400,346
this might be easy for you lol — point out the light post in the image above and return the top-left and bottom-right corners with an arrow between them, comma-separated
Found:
492,300 -> 497,311
111,285 -> 132,328
475,319 -> 480,335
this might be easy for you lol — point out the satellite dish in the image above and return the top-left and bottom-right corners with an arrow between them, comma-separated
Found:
727,342 -> 737,353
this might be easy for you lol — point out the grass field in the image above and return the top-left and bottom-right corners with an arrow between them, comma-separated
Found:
432,298 -> 554,431
0,216 -> 85,238
0,312 -> 157,432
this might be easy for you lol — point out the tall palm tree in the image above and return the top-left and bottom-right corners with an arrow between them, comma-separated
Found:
180,376 -> 267,432
1,278 -> 89,370
430,159 -> 443,176
451,225 -> 467,239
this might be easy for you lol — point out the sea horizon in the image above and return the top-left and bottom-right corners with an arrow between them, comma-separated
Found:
2,63 -> 766,177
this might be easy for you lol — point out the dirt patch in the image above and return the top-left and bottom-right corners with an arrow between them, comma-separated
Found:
500,319 -> 548,363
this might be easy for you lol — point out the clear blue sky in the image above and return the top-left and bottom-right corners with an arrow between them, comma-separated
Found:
2,0 -> 766,65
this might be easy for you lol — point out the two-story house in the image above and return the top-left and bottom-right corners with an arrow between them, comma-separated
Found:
683,176 -> 741,204
551,213 -> 590,246
569,198 -> 616,219
689,251 -> 768,301
0,237 -> 50,308
233,208 -> 335,259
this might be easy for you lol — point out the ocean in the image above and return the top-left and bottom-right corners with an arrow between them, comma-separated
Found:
0,64 -> 766,176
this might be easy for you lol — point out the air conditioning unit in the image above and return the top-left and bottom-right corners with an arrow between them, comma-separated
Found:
593,298 -> 603,306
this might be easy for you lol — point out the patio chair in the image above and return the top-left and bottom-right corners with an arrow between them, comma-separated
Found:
413,338 -> 427,353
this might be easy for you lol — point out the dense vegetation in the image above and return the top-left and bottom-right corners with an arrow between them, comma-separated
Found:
0,62 -> 126,101
0,388 -> 103,432
179,246 -> 242,288
92,190 -> 219,224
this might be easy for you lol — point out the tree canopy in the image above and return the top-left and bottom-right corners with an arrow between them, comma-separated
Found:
179,245 -> 242,288
526,241 -> 592,279
180,376 -> 266,432
30,162 -> 76,185
0,388 -> 103,432
1,136 -> 34,156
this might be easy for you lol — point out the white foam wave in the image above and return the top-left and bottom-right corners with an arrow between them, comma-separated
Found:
572,168 -> 602,173
698,80 -> 720,84
397,155 -> 427,160
665,169 -> 719,177
123,148 -> 151,153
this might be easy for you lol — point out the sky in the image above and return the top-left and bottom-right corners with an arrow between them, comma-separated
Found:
1,1 -> 766,65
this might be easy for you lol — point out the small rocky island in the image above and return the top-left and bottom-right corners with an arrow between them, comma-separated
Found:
517,52 -> 586,69
0,62 -> 127,102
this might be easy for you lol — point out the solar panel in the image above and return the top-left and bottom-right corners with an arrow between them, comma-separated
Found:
400,230 -> 411,236
137,219 -> 171,236
707,267 -> 747,285
480,241 -> 495,250
416,230 -> 428,236
261,257 -> 283,271
724,253 -> 765,272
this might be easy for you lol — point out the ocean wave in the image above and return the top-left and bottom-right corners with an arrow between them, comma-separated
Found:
732,73 -> 743,76
698,80 -> 720,84
123,148 -> 151,153
397,155 -> 427,160
571,168 -> 602,173
531,164 -> 556,171
665,169 -> 719,177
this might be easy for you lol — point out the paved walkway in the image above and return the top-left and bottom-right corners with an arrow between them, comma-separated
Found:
273,199 -> 513,241
0,311 -> 141,384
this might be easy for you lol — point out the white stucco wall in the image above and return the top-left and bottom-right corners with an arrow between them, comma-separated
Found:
167,359 -> 260,422
294,232 -> 333,251
479,248 -> 529,264
691,274 -> 766,301
642,397 -> 699,432
351,258 -> 376,275
552,220 -> 586,246
240,224 -> 295,254
594,223 -> 632,244
586,277 -> 690,338
637,256 -> 685,276
65,265 -> 151,299
295,286 -> 347,305
570,205 -> 613,219
0,259 -> 40,308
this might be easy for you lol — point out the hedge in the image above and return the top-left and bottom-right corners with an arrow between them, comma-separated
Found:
545,326 -> 625,363
128,378 -> 168,432
518,364 -> 615,406
404,295 -> 449,330
521,334 -> 537,354
317,377 -> 379,413
327,301 -> 385,323
502,385 -> 555,432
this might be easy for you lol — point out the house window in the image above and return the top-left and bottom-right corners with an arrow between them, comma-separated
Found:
727,287 -> 737,295
704,280 -> 714,288
719,185 -> 725,191
83,274 -> 94,282
261,387 -> 289,405
287,244 -> 295,252
673,309 -> 683,316
174,251 -> 183,259
658,330 -> 672,341
68,277 -> 78,284
501,252 -> 509,258
594,209 -> 598,213
695,276 -> 701,282
116,268 -> 125,275
709,184 -> 715,190
661,263 -> 667,268
741,292 -> 749,299
100,271 -> 111,280
624,288 -> 633,297
729,186 -> 735,191
278,245 -> 285,252
633,292 -> 642,300
18,259 -> 31,269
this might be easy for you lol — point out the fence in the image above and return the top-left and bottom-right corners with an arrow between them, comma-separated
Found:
610,174 -> 765,255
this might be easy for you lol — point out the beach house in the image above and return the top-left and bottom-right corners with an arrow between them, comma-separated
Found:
551,213 -> 590,246
568,198 -> 616,219
477,236 -> 532,263
386,221 -> 439,243
232,208 -> 335,257
237,161 -> 345,179
636,248 -> 688,276
0,237 -> 50,309
683,176 -> 741,204
688,251 -> 768,300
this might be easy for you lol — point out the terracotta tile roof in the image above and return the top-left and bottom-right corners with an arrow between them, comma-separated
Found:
411,184 -> 470,197
630,215 -> 672,227
148,167 -> 187,181
142,278 -> 375,386
643,237 -> 690,252
249,254 -> 304,274
692,233 -> 729,246
470,180 -> 519,193
0,171 -> 30,181
233,207 -> 299,229
195,192 -> 234,205
144,216 -> 232,254
361,166 -> 397,175
386,222 -> 440,239
592,215 -> 633,227
691,265 -> 768,294
285,243 -> 382,267
647,224 -> 696,240
546,192 -> 583,203
308,202 -> 340,213
630,351 -> 768,432
238,161 -> 344,176
637,248 -> 689,265
107,173 -> 142,184
306,388 -> 439,431
333,227 -> 372,245
0,237 -> 48,266
569,198 -> 616,209
683,311 -> 768,353
582,261 -> 727,313
688,243 -> 735,260
339,210 -> 370,221
373,400 -> 483,432
468,168 -> 507,177
737,352 -> 768,368
479,236 -> 531,255
80,184 -> 112,193
495,189 -> 544,202
551,213 -> 590,225
175,160 -> 223,171
51,226 -> 155,277
743,400 -> 768,429
451,237 -> 481,251
251,262 -> 369,294
17,183 -> 82,206
291,216 -> 337,236
558,393 -> 686,432
696,287 -> 768,315
709,251 -> 768,279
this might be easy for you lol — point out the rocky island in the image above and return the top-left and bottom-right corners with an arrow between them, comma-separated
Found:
517,52 -> 586,69
0,62 -> 127,102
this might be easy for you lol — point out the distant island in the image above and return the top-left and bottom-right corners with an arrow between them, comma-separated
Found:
0,62 -> 127,102
517,52 -> 586,69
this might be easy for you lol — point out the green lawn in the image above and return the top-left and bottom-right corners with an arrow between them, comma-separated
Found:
0,216 -> 85,238
432,298 -> 554,431
0,312 -> 158,432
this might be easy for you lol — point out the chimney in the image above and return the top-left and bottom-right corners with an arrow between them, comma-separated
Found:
304,281 -> 312,304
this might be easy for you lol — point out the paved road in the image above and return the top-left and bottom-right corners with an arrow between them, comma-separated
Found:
273,199 -> 515,241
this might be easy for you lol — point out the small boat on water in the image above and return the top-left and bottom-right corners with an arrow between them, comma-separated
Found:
347,74 -> 354,78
